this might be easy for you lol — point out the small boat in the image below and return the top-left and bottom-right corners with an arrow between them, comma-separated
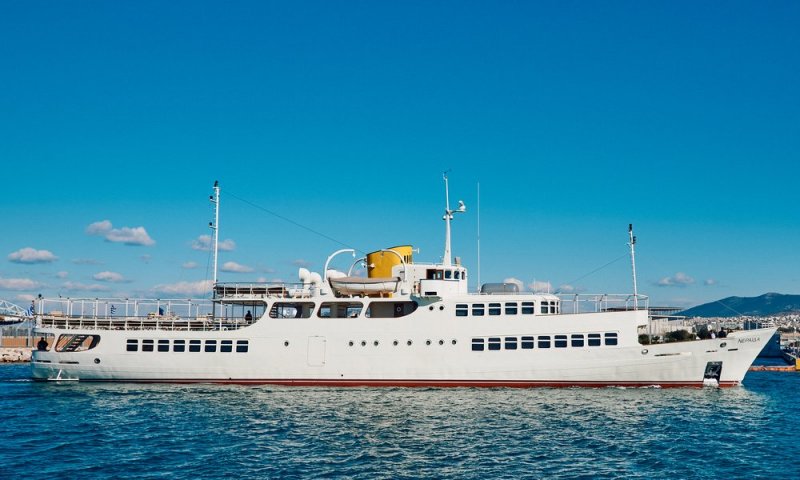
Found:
329,276 -> 401,297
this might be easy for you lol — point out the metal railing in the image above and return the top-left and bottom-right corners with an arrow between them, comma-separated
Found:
213,282 -> 316,299
34,297 -> 257,332
556,294 -> 649,314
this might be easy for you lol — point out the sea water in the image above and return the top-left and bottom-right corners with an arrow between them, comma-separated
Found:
1,363 -> 798,479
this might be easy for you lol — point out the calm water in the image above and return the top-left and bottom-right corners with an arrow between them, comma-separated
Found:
1,363 -> 798,479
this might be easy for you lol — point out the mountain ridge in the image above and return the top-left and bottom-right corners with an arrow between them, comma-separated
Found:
679,292 -> 800,317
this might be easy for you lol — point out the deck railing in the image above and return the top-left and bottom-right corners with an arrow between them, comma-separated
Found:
556,294 -> 649,314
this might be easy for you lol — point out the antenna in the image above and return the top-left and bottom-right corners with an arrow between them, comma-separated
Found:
210,181 -> 220,285
442,172 -> 466,266
477,182 -> 481,292
628,223 -> 638,309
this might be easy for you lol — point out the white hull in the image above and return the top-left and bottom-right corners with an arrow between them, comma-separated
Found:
31,307 -> 773,387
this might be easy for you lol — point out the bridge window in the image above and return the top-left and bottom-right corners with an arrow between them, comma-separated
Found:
521,302 -> 535,315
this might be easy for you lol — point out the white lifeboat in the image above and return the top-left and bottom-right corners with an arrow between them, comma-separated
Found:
329,276 -> 401,296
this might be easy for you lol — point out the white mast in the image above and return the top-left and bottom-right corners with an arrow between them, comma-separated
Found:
210,181 -> 220,285
442,172 -> 465,266
628,223 -> 638,309
477,181 -> 481,291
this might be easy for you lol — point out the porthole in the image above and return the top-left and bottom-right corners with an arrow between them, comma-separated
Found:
720,342 -> 727,348
361,340 -> 366,347
641,349 -> 648,355
393,340 -> 398,346
373,340 -> 379,346
438,339 -> 444,345
348,341 -> 354,347
429,306 -> 434,311
452,339 -> 457,345
426,339 -> 431,346
284,341 -> 289,347
407,340 -> 412,346
94,358 -> 100,364
439,306 -> 444,311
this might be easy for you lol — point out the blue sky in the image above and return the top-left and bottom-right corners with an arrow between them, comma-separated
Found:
1,1 -> 798,309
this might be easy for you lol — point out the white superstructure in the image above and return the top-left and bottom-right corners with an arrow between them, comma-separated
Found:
30,180 -> 773,387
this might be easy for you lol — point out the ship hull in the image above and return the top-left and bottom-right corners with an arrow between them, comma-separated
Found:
30,308 -> 773,387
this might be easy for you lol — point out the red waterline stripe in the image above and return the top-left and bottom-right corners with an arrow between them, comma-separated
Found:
55,378 -> 740,388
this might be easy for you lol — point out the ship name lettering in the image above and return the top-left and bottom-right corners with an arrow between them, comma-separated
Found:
737,337 -> 759,343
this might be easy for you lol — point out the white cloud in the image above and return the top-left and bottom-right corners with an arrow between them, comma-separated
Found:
15,294 -> 36,302
557,284 -> 576,293
656,272 -> 695,287
8,247 -> 58,264
221,261 -> 254,273
153,280 -> 213,296
191,235 -> 235,251
704,278 -> 717,286
0,277 -> 40,290
72,258 -> 103,265
61,281 -> 110,292
86,220 -> 113,235
503,277 -> 525,291
528,280 -> 553,293
55,271 -> 69,279
87,220 -> 155,246
93,271 -> 126,283
182,261 -> 199,269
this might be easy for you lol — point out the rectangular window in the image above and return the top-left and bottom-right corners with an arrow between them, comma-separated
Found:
173,340 -> 186,352
158,339 -> 170,352
205,340 -> 217,352
142,339 -> 154,352
505,337 -> 518,350
554,335 -> 568,348
521,336 -> 534,349
221,340 -> 233,353
488,337 -> 501,351
588,333 -> 602,347
488,303 -> 501,316
471,338 -> 485,351
236,340 -> 249,353
604,333 -> 618,346
126,339 -> 138,352
472,304 -> 485,316
189,340 -> 201,352
445,270 -> 452,279
571,334 -> 585,347
505,302 -> 518,315
537,336 -> 551,348
541,301 -> 549,314
521,302 -> 534,315
456,304 -> 468,317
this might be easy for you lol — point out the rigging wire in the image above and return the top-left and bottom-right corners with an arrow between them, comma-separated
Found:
556,253 -> 629,293
225,190 -> 366,255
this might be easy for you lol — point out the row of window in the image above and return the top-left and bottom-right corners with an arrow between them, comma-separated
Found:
126,339 -> 249,353
456,301 -> 559,317
471,333 -> 618,351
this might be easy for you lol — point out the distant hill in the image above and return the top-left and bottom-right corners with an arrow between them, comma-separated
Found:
680,293 -> 800,317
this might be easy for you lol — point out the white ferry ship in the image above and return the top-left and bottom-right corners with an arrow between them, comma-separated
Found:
31,180 -> 774,387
